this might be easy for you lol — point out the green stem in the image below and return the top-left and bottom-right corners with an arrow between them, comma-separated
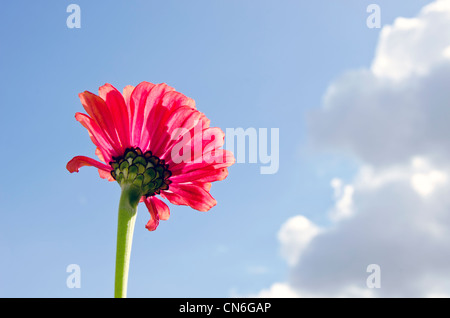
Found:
114,184 -> 141,298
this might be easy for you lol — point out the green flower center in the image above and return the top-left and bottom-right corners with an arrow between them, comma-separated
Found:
110,147 -> 172,197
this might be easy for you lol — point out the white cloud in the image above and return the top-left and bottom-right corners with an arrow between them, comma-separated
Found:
254,281 -> 377,298
309,0 -> 450,167
352,157 -> 448,198
255,282 -> 302,298
277,215 -> 321,267
371,0 -> 450,81
329,178 -> 354,221
410,157 -> 448,197
260,162 -> 450,297
422,0 -> 450,14
258,0 -> 450,298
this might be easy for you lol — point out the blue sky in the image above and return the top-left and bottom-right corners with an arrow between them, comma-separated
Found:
0,0 -> 441,297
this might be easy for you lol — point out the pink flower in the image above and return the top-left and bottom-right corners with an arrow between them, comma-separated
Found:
67,82 -> 235,231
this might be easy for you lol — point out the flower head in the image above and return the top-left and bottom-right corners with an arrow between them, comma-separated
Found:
67,82 -> 235,231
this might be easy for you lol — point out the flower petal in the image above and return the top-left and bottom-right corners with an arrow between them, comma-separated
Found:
123,85 -> 135,119
143,196 -> 171,231
161,183 -> 217,212
152,107 -> 203,158
170,166 -> 230,183
139,84 -> 176,150
129,82 -> 156,147
161,115 -> 213,165
170,149 -> 235,175
75,112 -> 115,162
98,168 -> 115,181
165,127 -> 227,167
78,91 -> 122,154
162,90 -> 196,111
98,83 -> 131,149
144,91 -> 197,155
95,147 -> 105,163
66,156 -> 112,173
153,196 -> 170,220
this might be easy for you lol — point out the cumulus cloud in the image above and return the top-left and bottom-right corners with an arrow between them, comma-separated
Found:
259,0 -> 450,297
409,157 -> 448,197
278,215 -> 321,267
329,178 -> 354,221
309,0 -> 450,167
290,162 -> 450,297
261,159 -> 450,297
374,0 -> 450,79
256,282 -> 302,298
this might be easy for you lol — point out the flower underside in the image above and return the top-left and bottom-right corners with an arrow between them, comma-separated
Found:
110,147 -> 172,197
